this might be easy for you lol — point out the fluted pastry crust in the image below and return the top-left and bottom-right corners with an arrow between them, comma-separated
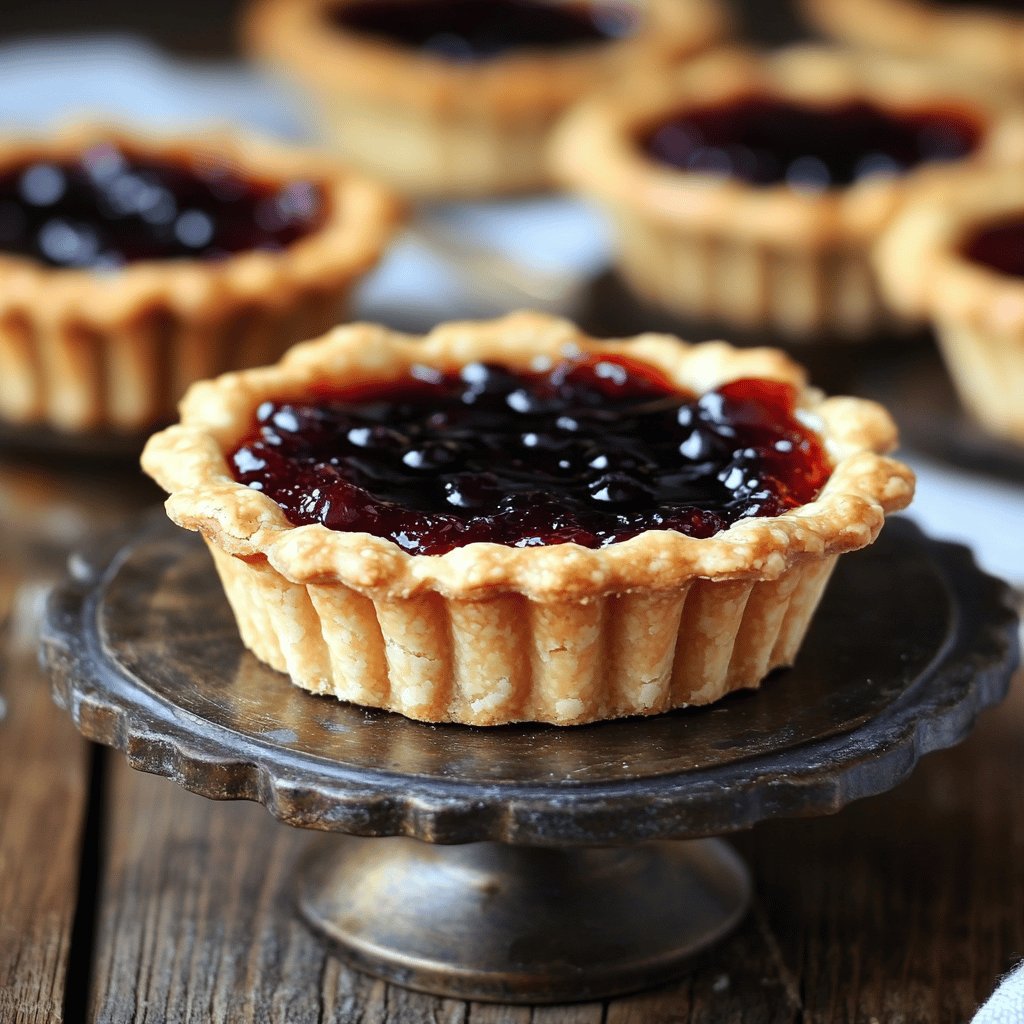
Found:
876,170 -> 1024,443
0,124 -> 402,433
143,312 -> 915,724
244,0 -> 730,197
550,46 -> 1024,341
803,0 -> 1024,87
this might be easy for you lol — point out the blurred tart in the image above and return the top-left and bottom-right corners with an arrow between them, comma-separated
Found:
803,0 -> 1024,87
551,47 -> 1024,341
0,124 -> 401,434
142,311 -> 914,726
244,0 -> 730,197
876,171 -> 1024,444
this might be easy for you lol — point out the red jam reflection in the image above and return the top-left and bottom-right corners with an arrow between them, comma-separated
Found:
229,354 -> 833,555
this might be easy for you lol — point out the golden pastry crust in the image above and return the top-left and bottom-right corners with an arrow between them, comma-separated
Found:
0,123 -> 402,433
143,310 -> 913,601
143,312 -> 913,724
244,0 -> 730,197
876,170 -> 1024,442
803,0 -> 1024,86
550,46 -> 1024,340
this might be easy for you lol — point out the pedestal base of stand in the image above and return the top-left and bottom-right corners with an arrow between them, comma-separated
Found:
296,836 -> 751,1004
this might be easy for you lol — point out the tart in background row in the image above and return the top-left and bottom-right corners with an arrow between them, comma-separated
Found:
245,0 -> 730,197
878,171 -> 1024,445
0,124 -> 401,434
552,46 -> 1024,343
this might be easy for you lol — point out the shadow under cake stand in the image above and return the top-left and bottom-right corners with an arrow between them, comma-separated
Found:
41,517 -> 1020,1004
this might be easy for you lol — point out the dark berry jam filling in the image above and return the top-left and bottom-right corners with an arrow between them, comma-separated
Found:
961,218 -> 1024,278
329,0 -> 637,61
0,144 -> 325,270
642,96 -> 981,190
230,355 -> 831,554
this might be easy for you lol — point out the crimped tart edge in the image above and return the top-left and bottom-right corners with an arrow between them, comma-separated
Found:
142,311 -> 915,603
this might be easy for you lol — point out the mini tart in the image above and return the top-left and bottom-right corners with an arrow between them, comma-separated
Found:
243,0 -> 729,198
803,0 -> 1024,88
550,46 -> 1024,342
875,171 -> 1024,444
142,311 -> 914,726
0,124 -> 401,434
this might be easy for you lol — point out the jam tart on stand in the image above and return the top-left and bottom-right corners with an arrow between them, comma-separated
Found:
803,0 -> 1024,88
0,124 -> 401,435
551,47 -> 1024,342
142,312 -> 914,726
243,0 -> 730,197
876,170 -> 1024,445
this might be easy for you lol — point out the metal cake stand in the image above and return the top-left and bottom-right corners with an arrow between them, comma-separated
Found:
41,517 -> 1019,1004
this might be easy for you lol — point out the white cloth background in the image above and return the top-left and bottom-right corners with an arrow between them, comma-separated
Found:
973,964 -> 1024,1023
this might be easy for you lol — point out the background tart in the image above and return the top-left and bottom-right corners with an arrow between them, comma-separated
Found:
142,311 -> 914,726
802,0 -> 1024,89
876,170 -> 1024,445
243,0 -> 730,197
0,123 -> 401,434
550,46 -> 1024,342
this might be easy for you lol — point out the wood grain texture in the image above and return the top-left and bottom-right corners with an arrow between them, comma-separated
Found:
87,670 -> 1022,1023
737,668 -> 1024,1024
0,568 -> 90,1024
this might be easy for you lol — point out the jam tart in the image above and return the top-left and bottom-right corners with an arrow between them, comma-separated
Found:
551,47 -> 1024,341
876,170 -> 1024,444
0,124 -> 401,434
803,0 -> 1024,89
243,0 -> 730,197
141,312 -> 914,726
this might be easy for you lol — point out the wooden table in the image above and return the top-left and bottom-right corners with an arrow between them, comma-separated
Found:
0,456 -> 1021,1024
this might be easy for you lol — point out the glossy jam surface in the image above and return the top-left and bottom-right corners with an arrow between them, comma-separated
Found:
642,96 -> 981,190
961,218 -> 1024,278
0,144 -> 325,269
329,0 -> 636,60
230,355 -> 832,554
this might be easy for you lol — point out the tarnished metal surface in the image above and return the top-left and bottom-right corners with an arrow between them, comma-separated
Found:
297,837 -> 751,1003
41,516 -> 1019,846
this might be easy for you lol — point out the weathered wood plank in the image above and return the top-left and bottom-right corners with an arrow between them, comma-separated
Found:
0,574 -> 91,1024
89,668 -> 1023,1023
736,670 -> 1024,1024
89,758 -> 472,1024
